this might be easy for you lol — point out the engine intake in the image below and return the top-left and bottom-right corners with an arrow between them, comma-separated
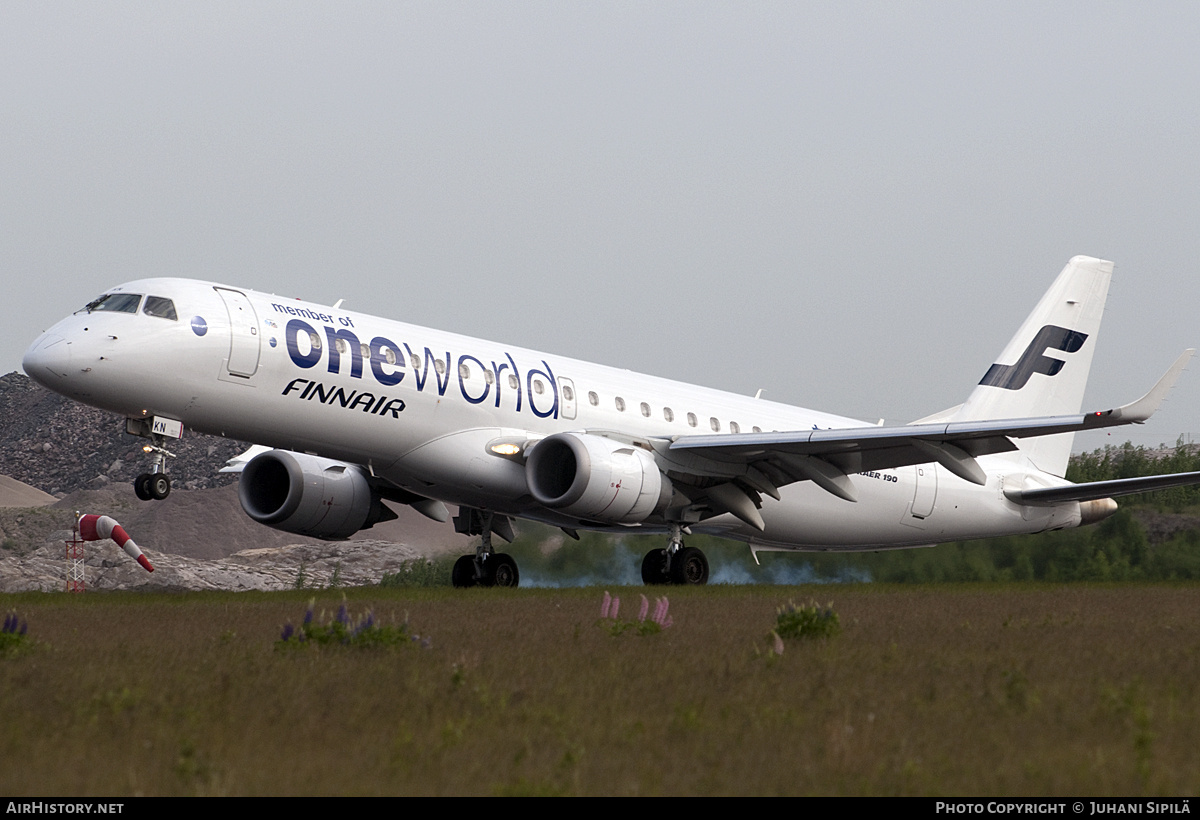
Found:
238,450 -> 392,539
525,432 -> 672,524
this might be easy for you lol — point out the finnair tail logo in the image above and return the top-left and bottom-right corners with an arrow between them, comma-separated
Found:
979,325 -> 1088,390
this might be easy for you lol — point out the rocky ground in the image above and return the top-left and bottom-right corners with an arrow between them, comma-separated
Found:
0,372 -> 469,592
0,371 -> 246,497
0,480 -> 467,591
2,538 -> 426,593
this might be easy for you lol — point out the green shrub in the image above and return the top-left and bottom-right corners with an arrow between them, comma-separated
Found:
597,591 -> 673,637
276,599 -> 425,650
1,612 -> 32,658
380,556 -> 456,587
773,599 -> 840,640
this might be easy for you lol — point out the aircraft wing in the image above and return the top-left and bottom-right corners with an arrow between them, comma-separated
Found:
666,350 -> 1195,503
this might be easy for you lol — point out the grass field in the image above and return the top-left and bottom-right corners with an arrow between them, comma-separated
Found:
1,583 -> 1198,796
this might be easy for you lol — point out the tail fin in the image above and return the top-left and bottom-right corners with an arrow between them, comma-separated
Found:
953,255 -> 1113,476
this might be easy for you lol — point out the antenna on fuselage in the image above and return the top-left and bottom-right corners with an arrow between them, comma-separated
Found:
332,299 -> 344,309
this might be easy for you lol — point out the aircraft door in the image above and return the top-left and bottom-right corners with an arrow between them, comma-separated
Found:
559,377 -> 577,420
215,288 -> 261,378
911,464 -> 937,519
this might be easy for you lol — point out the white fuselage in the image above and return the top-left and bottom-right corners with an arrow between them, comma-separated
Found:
23,278 -> 1080,551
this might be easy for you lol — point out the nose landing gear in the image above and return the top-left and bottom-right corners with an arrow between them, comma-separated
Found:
127,421 -> 177,501
134,470 -> 171,501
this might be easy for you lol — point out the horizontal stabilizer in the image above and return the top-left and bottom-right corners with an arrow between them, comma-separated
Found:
1006,470 -> 1200,505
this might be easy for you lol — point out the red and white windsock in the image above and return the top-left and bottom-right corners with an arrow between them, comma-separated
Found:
77,514 -> 155,572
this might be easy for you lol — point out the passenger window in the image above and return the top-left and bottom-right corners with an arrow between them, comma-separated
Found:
142,296 -> 177,320
435,359 -> 446,375
664,407 -> 674,422
710,417 -> 720,432
687,412 -> 698,427
753,426 -> 762,433
562,385 -> 574,401
85,293 -> 142,314
484,370 -> 495,385
509,374 -> 519,390
615,397 -> 626,412
410,354 -> 421,369
588,391 -> 599,406
730,421 -> 740,434
459,363 -> 471,379
533,379 -> 545,395
640,402 -> 650,417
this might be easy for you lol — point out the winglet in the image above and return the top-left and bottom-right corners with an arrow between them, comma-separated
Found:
1089,349 -> 1194,425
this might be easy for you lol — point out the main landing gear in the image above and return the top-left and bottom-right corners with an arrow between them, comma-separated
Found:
641,523 -> 710,586
451,509 -> 520,588
446,514 -> 709,588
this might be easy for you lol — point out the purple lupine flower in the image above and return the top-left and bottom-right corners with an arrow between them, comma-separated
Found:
610,596 -> 619,618
303,606 -> 313,626
653,596 -> 668,625
280,623 -> 294,641
2,614 -> 13,633
600,591 -> 612,619
336,603 -> 349,625
638,594 -> 649,623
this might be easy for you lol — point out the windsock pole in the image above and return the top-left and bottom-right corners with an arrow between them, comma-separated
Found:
76,514 -> 155,573
65,529 -> 85,593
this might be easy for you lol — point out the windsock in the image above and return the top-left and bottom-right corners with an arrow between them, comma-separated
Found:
77,514 -> 155,572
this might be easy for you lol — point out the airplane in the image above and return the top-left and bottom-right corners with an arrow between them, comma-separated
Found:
21,255 -> 1200,587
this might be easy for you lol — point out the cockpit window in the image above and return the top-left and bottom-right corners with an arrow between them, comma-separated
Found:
143,296 -> 177,320
82,293 -> 142,314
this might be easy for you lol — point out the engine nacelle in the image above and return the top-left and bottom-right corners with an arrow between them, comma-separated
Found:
238,450 -> 388,540
525,432 -> 672,524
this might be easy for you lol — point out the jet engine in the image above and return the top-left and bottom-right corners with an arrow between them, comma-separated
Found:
525,432 -> 673,524
238,450 -> 395,539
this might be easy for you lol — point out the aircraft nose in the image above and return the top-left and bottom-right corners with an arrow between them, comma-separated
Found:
22,333 -> 70,389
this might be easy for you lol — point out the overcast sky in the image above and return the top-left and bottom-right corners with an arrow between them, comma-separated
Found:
4,2 -> 1198,452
